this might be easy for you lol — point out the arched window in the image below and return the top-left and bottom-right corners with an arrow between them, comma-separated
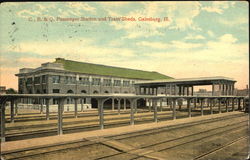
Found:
114,91 -> 119,94
67,90 -> 74,93
93,90 -> 99,94
104,91 -> 109,94
81,90 -> 87,94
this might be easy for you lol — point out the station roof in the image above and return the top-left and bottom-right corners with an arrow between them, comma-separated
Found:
135,76 -> 236,86
0,93 -> 243,100
54,58 -> 173,80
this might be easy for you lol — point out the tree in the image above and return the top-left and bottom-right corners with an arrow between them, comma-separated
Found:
6,88 -> 17,94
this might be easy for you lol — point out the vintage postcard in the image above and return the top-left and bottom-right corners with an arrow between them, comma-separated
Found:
0,1 -> 249,160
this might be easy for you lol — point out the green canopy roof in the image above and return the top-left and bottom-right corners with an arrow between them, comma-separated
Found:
54,58 -> 173,80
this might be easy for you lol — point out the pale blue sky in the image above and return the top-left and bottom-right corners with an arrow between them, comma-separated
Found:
0,1 -> 248,89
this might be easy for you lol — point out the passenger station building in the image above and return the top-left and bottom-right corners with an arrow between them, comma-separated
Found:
15,58 -> 173,106
15,58 -> 237,107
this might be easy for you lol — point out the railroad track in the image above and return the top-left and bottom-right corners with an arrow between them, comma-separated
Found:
5,106 -> 235,132
5,112 -> 192,141
95,119 -> 248,159
5,110 -> 149,122
5,111 -> 170,131
1,112 -> 247,160
5,105 -> 233,122
193,136 -> 248,160
5,111 -> 244,141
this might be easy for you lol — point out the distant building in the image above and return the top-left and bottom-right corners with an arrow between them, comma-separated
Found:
0,86 -> 6,94
236,85 -> 249,96
194,89 -> 212,96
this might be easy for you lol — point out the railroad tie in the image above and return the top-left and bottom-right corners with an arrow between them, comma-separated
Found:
85,137 -> 167,160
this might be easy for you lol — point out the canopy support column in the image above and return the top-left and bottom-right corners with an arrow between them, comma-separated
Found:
10,99 -> 15,123
74,98 -> 78,118
46,98 -> 50,120
1,101 -> 6,142
58,98 -> 65,135
187,99 -> 191,118
172,99 -> 176,120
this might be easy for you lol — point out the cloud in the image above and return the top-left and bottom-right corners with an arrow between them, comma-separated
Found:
105,2 -> 202,39
207,30 -> 215,37
139,34 -> 248,89
217,17 -> 248,27
202,1 -> 232,14
15,3 -> 56,18
67,2 -> 96,15
17,9 -> 42,18
2,39 -> 137,64
136,41 -> 169,49
35,3 -> 56,11
167,2 -> 202,30
137,40 -> 203,49
15,2 -> 97,19
184,34 -> 205,40
218,34 -> 237,43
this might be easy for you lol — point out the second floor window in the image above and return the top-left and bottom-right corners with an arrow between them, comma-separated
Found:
52,76 -> 60,84
103,79 -> 111,86
19,78 -> 24,86
114,80 -> 121,86
42,75 -> 46,83
79,77 -> 89,85
26,77 -> 33,85
123,80 -> 130,87
34,77 -> 40,84
92,78 -> 101,86
65,76 -> 76,84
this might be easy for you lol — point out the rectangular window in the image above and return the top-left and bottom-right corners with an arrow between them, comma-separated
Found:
52,76 -> 60,84
19,78 -> 24,86
72,77 -> 76,84
42,75 -> 46,83
123,80 -> 130,87
103,79 -> 111,86
80,77 -> 89,85
53,89 -> 60,93
26,77 -> 33,85
92,78 -> 101,86
65,76 -> 76,84
114,80 -> 121,86
65,76 -> 69,84
34,77 -> 40,84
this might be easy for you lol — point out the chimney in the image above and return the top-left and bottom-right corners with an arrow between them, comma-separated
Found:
56,58 -> 65,61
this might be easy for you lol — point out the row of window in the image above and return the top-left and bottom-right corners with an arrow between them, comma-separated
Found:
52,76 -> 134,86
19,75 -> 47,85
52,89 -> 132,94
20,76 -> 135,86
